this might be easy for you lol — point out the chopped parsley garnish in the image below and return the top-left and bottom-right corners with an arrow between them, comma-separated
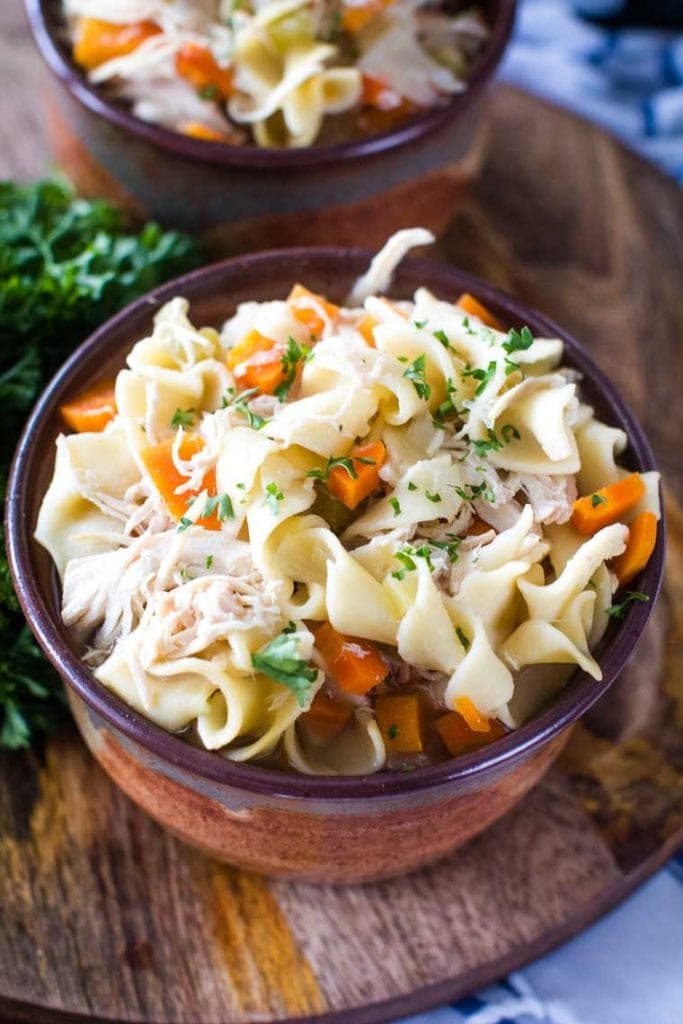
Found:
429,537 -> 462,563
472,428 -> 503,458
432,378 -> 462,427
414,319 -> 427,329
251,630 -> 318,707
198,83 -> 219,101
606,591 -> 649,620
171,406 -> 195,428
456,626 -> 471,651
408,481 -> 418,491
274,336 -> 311,401
462,316 -> 475,336
177,516 -> 193,532
265,482 -> 285,514
394,550 -> 417,573
180,567 -> 192,581
224,386 -> 269,430
433,329 -> 451,349
413,544 -> 435,571
387,724 -> 399,739
403,353 -> 431,400
205,555 -> 214,570
462,359 -> 497,397
425,491 -> 441,503
591,493 -> 607,508
389,497 -> 402,516
503,326 -> 534,354
203,492 -> 235,522
307,454 -> 376,483
501,423 -> 521,444
454,480 -> 495,504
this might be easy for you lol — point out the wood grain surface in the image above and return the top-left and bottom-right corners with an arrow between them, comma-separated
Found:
1,1 -> 683,1021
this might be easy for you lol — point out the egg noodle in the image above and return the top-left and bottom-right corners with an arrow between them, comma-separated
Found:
36,229 -> 660,774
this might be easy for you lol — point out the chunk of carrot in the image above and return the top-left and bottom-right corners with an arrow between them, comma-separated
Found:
436,710 -> 506,757
342,0 -> 394,33
73,17 -> 161,70
357,313 -> 378,346
375,692 -> 425,755
327,440 -> 386,509
454,697 -> 490,733
315,622 -> 388,696
141,435 -> 220,529
60,381 -> 117,433
456,293 -> 505,331
179,121 -> 238,143
300,691 -> 353,743
570,473 -> 646,536
226,330 -> 287,395
175,42 -> 233,100
612,510 -> 658,586
287,284 -> 339,340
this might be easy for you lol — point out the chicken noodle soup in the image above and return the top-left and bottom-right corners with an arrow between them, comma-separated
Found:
63,0 -> 489,148
36,229 -> 661,775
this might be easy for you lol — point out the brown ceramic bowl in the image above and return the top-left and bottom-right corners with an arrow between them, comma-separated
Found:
25,0 -> 515,255
6,250 -> 664,883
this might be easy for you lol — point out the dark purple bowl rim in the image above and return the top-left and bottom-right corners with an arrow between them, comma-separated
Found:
6,247 -> 665,801
25,0 -> 516,170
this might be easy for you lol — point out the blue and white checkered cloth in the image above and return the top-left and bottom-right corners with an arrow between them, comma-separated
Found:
400,3 -> 683,1021
499,0 -> 683,181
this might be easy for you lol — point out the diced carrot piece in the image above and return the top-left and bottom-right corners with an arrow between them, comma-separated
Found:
454,697 -> 490,733
175,42 -> 233,100
60,381 -> 117,433
315,622 -> 388,696
612,511 -> 658,586
73,17 -> 161,70
141,435 -> 220,529
287,284 -> 339,340
357,313 -> 378,346
179,121 -> 237,143
300,691 -> 353,743
571,473 -> 646,536
436,710 -> 506,757
226,330 -> 287,395
327,440 -> 385,509
342,0 -> 394,33
375,693 -> 425,755
456,293 -> 505,332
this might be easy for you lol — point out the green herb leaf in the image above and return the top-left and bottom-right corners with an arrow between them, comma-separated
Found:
433,329 -> 451,349
591,493 -> 607,508
403,354 -> 431,400
471,428 -> 503,458
203,492 -> 235,522
414,319 -> 427,329
177,516 -> 193,532
429,537 -> 462,563
265,481 -> 285,514
503,326 -> 534,355
205,555 -> 214,570
171,407 -> 195,428
252,630 -> 318,707
225,387 -> 269,429
425,491 -> 441,503
408,481 -> 418,491
307,455 -> 362,483
462,359 -> 497,397
387,724 -> 399,739
389,497 -> 401,516
274,336 -> 311,401
198,83 -> 218,100
606,591 -> 649,620
501,423 -> 521,444
455,626 -> 471,651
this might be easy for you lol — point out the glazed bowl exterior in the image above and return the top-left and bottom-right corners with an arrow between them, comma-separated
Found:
25,0 -> 515,255
6,250 -> 664,883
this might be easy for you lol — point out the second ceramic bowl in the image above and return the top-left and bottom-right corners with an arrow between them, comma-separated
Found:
6,248 -> 664,883
26,0 -> 515,254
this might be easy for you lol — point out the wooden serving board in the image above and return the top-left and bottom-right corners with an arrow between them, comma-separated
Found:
2,2 -> 683,1020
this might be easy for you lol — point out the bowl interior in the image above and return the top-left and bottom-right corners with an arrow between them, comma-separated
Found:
7,250 -> 664,798
29,0 -> 517,168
